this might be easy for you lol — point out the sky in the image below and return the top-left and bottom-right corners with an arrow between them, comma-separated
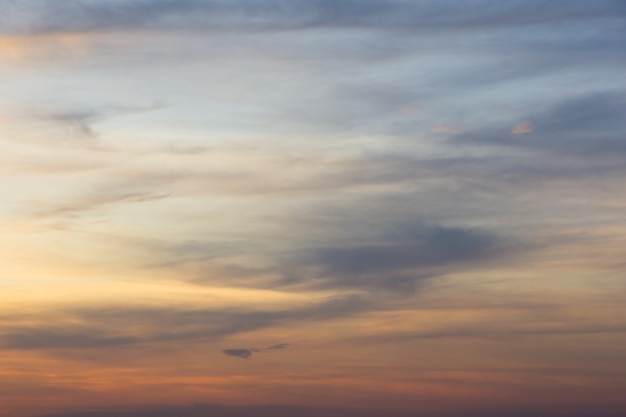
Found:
1,1 -> 625,416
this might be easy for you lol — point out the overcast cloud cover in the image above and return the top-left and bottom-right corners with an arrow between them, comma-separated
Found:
0,1 -> 625,417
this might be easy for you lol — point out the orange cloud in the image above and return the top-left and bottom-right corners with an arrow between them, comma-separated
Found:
511,121 -> 535,135
0,33 -> 95,65
401,106 -> 426,116
430,124 -> 460,134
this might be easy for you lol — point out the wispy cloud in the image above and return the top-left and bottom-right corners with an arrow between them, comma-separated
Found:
29,102 -> 166,141
0,295 -> 372,351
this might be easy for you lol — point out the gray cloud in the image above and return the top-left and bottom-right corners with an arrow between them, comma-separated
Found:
0,328 -> 140,350
42,109 -> 100,139
222,343 -> 291,359
30,189 -> 171,221
38,404 -> 393,417
32,102 -> 166,141
276,221 -> 517,294
356,322 -> 626,345
266,343 -> 290,350
453,91 -> 626,156
0,0 -> 623,35
35,402 -> 626,417
222,348 -> 256,359
0,295 -> 372,351
315,225 -> 496,274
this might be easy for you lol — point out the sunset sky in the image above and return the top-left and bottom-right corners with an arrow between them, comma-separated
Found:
1,1 -> 626,417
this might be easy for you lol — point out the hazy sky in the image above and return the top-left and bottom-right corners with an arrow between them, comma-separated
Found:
1,1 -> 625,417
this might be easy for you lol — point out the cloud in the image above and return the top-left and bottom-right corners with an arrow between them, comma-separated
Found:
0,2 -> 624,416
222,343 -> 292,359
34,402 -> 626,417
356,322 -> 626,345
0,328 -> 140,350
0,295 -> 372,351
280,223 -> 513,293
431,124 -> 460,134
511,121 -> 534,135
1,0 -> 623,36
266,343 -> 291,350
222,348 -> 256,359
30,189 -> 171,221
316,225 -> 496,274
36,404 -> 403,417
454,91 -> 626,155
30,102 -> 166,141
42,109 -> 100,139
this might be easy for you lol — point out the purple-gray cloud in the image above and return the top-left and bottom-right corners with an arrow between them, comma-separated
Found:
222,343 -> 292,359
0,0 -> 623,35
35,402 -> 626,417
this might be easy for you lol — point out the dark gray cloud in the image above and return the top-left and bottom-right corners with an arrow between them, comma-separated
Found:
38,404 -> 376,417
278,222 -> 515,293
0,328 -> 140,350
315,225 -> 496,274
454,91 -> 626,156
1,0 -> 623,35
35,402 -> 626,417
222,343 -> 291,359
222,348 -> 256,359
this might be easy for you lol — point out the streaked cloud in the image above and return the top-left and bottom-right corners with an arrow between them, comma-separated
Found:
29,102 -> 166,140
0,295 -> 374,351
36,404 -> 389,417
0,0 -> 622,35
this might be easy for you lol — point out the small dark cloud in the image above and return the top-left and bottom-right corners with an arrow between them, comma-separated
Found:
222,348 -> 256,359
222,343 -> 292,359
266,343 -> 290,350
